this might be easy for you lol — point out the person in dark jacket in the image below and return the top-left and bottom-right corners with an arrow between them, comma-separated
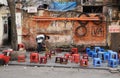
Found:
36,34 -> 45,53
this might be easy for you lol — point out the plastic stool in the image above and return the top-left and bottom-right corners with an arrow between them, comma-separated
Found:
104,52 -> 109,62
92,52 -> 98,58
98,51 -> 104,61
72,54 -> 80,63
86,47 -> 91,55
18,55 -> 25,62
89,51 -> 94,57
101,48 -> 104,52
64,53 -> 71,59
82,54 -> 88,60
94,47 -> 101,52
108,59 -> 118,68
80,59 -> 88,67
18,43 -> 25,50
109,51 -> 118,60
93,58 -> 102,67
71,48 -> 78,54
40,56 -> 47,64
60,57 -> 68,64
55,57 -> 62,63
30,52 -> 39,63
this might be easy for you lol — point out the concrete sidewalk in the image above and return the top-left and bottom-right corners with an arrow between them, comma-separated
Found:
8,51 -> 120,71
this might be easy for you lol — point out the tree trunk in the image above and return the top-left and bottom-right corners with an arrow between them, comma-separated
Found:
7,0 -> 18,50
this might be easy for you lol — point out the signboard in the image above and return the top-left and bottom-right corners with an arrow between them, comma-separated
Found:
109,26 -> 120,33
28,7 -> 37,13
16,13 -> 21,28
16,13 -> 22,43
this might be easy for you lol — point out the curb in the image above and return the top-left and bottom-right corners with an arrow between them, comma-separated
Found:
8,63 -> 109,71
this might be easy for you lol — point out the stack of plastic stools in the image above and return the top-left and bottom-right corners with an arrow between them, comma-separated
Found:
103,52 -> 109,62
108,59 -> 118,68
93,58 -> 102,67
98,51 -> 104,61
108,51 -> 118,68
30,52 -> 39,63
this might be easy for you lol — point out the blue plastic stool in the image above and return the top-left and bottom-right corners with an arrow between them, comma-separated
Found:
108,50 -> 113,53
93,58 -> 102,67
89,51 -> 94,57
109,51 -> 118,60
86,47 -> 91,55
98,51 -> 104,61
108,59 -> 118,68
94,47 -> 101,53
104,52 -> 109,62
92,52 -> 98,58
100,48 -> 105,52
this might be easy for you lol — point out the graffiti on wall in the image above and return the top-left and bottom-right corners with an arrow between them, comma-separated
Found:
91,25 -> 104,37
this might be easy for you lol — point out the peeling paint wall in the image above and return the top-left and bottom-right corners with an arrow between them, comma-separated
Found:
22,10 -> 107,49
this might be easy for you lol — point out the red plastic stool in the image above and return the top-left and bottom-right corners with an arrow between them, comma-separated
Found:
18,55 -> 25,62
18,43 -> 25,50
45,53 -> 51,59
30,52 -> 39,63
40,56 -> 47,64
55,57 -> 62,63
72,54 -> 80,63
82,54 -> 89,60
64,53 -> 71,59
71,48 -> 78,54
60,57 -> 68,64
80,59 -> 88,66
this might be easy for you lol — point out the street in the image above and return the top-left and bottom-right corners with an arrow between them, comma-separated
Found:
0,66 -> 120,78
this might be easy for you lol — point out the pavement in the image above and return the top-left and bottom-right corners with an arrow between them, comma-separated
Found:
0,66 -> 120,78
7,51 -> 120,72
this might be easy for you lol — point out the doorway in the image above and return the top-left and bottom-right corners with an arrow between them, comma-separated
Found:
2,16 -> 11,46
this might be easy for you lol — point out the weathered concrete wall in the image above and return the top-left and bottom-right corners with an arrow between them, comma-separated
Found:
0,14 -> 3,46
22,10 -> 107,49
